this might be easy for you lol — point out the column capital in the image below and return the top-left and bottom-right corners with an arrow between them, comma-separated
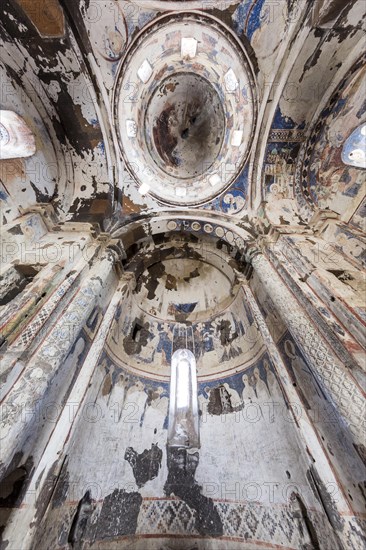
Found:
239,242 -> 262,280
106,238 -> 126,260
243,242 -> 262,264
19,204 -> 58,229
309,208 -> 340,233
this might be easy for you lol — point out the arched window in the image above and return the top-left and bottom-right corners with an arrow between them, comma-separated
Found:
0,110 -> 36,160
342,123 -> 366,169
167,349 -> 199,448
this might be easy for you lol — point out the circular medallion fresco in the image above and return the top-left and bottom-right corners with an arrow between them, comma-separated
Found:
114,11 -> 257,205
130,1 -> 241,10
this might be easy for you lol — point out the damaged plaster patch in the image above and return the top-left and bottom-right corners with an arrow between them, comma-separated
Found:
207,385 -> 235,415
165,447 -> 223,537
51,459 -> 70,509
124,444 -> 163,488
138,262 -> 166,300
123,319 -> 150,356
94,489 -> 142,538
69,73 -> 100,125
307,466 -> 345,533
165,273 -> 177,291
46,80 -> 62,102
68,490 -> 94,548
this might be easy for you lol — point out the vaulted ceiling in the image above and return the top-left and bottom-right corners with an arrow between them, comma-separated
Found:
0,0 -> 365,232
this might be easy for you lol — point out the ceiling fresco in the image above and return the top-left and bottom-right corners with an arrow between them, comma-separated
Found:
114,11 -> 257,206
0,0 -> 365,229
297,58 -> 366,220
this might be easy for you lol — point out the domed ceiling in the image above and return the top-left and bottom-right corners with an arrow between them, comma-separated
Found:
114,11 -> 257,206
0,0 -> 364,226
106,228 -> 263,382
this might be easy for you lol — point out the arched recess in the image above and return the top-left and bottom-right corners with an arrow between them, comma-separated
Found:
0,56 -> 72,222
114,212 -> 258,261
106,215 -> 263,382
295,55 -> 366,224
255,3 -> 365,226
1,0 -> 115,224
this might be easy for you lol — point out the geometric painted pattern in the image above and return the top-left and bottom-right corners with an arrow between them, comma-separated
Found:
12,269 -> 80,351
294,66 -> 346,213
0,264 -> 60,338
251,254 -> 366,445
137,499 -> 197,534
294,143 -> 317,221
268,128 -> 305,143
136,498 -> 341,549
36,260 -> 112,364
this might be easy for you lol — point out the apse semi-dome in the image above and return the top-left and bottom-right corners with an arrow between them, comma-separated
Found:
114,11 -> 257,206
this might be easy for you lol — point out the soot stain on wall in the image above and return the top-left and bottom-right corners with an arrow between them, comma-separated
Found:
124,444 -> 163,488
207,384 -> 239,415
165,447 -> 223,537
93,489 -> 143,539
123,319 -> 151,356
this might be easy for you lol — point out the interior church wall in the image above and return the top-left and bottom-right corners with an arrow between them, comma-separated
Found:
276,332 -> 366,506
249,259 -> 366,529
30,307 -> 339,550
9,224 -> 358,549
264,233 -> 366,369
0,216 -> 119,533
1,219 -> 364,549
